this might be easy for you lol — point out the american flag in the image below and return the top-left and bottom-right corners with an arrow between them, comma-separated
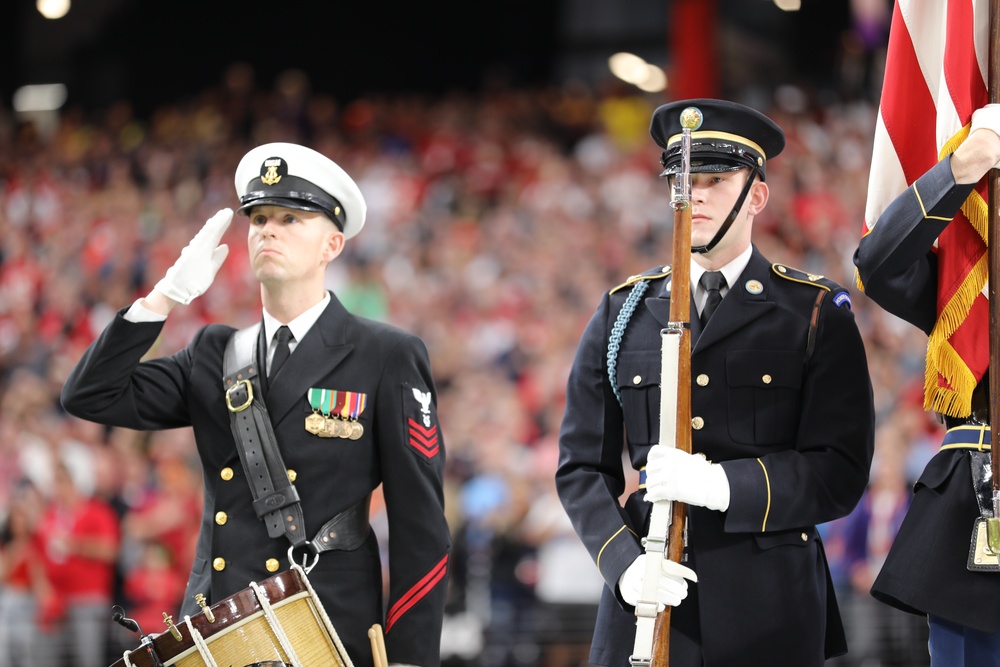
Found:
862,0 -> 991,418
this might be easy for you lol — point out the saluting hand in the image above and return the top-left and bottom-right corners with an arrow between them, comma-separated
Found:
154,208 -> 233,305
644,444 -> 731,511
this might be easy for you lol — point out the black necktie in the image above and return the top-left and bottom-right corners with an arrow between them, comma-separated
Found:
699,271 -> 726,327
269,326 -> 293,379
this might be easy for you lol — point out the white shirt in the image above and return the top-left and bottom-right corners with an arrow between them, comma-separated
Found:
125,292 -> 332,376
689,245 -> 752,318
261,292 -> 330,373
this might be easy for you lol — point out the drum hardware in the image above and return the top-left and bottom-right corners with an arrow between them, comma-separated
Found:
162,613 -> 182,641
194,593 -> 216,622
112,605 -> 166,667
287,543 -> 319,574
109,566 -> 356,667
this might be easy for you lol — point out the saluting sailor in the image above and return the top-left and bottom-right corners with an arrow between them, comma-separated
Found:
61,143 -> 450,667
556,99 -> 875,667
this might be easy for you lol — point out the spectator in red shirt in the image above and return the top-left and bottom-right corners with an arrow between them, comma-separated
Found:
35,445 -> 121,667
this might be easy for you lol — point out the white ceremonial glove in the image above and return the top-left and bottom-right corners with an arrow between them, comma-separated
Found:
644,444 -> 731,511
154,208 -> 233,305
971,104 -> 1000,169
618,553 -> 698,610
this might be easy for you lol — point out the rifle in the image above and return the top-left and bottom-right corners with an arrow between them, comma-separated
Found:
630,106 -> 702,667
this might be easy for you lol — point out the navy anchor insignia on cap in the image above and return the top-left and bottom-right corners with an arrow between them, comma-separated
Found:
260,157 -> 286,186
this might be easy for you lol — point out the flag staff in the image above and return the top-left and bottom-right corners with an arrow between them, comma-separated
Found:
987,0 -> 1000,548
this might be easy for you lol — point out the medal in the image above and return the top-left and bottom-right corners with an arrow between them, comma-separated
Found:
322,417 -> 345,438
305,412 -> 326,434
308,388 -> 368,440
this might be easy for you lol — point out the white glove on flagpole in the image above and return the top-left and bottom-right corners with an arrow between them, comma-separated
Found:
618,553 -> 697,610
971,103 -> 1000,170
644,444 -> 731,511
154,208 -> 233,305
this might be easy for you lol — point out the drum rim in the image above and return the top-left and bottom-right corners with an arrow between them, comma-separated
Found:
110,569 -> 310,667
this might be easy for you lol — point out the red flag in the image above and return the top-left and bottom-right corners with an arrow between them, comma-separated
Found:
862,0 -> 990,418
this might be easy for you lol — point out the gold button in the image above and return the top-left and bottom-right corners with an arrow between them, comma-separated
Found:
213,558 -> 226,571
215,511 -> 228,525
265,558 -> 280,572
287,469 -> 297,483
691,416 -> 704,430
633,375 -> 642,385
801,533 -> 808,542
220,467 -> 234,481
762,374 -> 772,384
696,374 -> 709,386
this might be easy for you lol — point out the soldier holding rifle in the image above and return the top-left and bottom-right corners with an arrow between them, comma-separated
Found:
557,99 -> 875,666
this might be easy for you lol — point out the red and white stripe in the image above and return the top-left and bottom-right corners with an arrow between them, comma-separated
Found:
864,0 -> 990,417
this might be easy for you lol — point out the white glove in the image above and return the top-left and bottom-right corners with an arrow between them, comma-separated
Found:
644,445 -> 731,511
154,209 -> 232,304
971,104 -> 1000,169
618,553 -> 697,610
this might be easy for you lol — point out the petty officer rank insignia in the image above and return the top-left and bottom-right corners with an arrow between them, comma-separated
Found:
403,383 -> 441,460
306,388 -> 367,440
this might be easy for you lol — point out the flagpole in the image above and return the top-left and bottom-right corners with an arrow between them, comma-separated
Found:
988,0 -> 1000,515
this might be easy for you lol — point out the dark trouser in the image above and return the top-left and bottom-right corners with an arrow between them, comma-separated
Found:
929,615 -> 1000,667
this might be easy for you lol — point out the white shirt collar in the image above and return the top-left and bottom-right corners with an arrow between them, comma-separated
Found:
689,244 -> 753,297
262,291 -> 331,348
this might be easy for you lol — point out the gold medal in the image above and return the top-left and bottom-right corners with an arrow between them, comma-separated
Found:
321,417 -> 344,438
349,421 -> 364,440
305,412 -> 326,435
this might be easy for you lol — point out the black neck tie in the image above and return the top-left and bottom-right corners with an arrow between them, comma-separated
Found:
699,271 -> 726,327
270,326 -> 293,379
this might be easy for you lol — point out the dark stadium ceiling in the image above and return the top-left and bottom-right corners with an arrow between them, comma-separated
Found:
6,0 -> 858,115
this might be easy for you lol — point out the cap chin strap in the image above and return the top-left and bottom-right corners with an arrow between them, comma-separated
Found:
691,165 -> 759,255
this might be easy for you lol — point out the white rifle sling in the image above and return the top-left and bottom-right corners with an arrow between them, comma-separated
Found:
630,326 -> 682,666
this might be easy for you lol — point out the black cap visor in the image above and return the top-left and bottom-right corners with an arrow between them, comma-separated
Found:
660,140 -> 765,179
237,175 -> 347,231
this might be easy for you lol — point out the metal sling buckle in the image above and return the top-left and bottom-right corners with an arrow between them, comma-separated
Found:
288,544 -> 319,574
225,379 -> 254,413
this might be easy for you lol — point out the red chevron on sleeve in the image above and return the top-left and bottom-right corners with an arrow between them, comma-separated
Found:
385,554 -> 448,633
407,418 -> 440,458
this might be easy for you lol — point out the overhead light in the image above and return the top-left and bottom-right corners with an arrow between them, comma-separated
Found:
13,84 -> 68,112
636,65 -> 667,93
37,0 -> 71,19
609,52 -> 668,92
773,0 -> 801,10
609,52 -> 650,85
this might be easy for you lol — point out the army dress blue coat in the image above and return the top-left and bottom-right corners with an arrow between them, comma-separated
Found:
855,156 -> 1000,634
557,246 -> 875,667
61,292 -> 450,667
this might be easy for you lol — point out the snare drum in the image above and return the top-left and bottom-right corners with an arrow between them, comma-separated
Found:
109,565 -> 353,667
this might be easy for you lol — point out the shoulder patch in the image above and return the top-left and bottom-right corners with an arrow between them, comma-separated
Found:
771,263 -> 852,309
610,265 -> 672,295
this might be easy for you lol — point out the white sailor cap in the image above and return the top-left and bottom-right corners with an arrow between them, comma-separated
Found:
234,142 -> 367,239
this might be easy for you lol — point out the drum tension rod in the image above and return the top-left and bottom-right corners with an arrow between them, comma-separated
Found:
195,593 -> 216,623
163,612 -> 183,641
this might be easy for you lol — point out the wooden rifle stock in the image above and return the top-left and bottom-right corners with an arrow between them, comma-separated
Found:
650,183 -> 694,667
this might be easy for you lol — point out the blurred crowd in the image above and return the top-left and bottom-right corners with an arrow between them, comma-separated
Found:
0,63 -> 942,667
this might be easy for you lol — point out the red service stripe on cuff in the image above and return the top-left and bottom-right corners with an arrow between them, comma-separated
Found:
386,554 -> 449,633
